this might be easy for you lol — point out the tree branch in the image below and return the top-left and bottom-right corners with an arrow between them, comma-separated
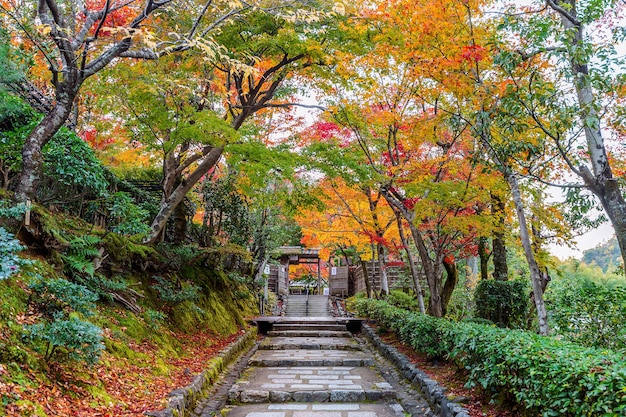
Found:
545,0 -> 580,26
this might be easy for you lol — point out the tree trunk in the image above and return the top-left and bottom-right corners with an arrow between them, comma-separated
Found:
507,172 -> 549,335
599,180 -> 626,266
377,242 -> 389,295
380,188 -> 448,317
361,260 -> 373,299
491,193 -> 508,281
395,212 -> 426,313
478,237 -> 489,280
172,199 -> 187,244
144,146 -> 223,244
15,99 -> 75,202
441,257 -> 458,317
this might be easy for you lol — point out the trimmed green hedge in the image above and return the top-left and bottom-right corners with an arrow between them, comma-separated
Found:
354,298 -> 626,416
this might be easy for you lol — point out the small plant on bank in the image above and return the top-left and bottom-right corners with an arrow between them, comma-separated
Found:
0,201 -> 30,281
25,277 -> 104,364
0,227 -> 29,281
151,275 -> 201,306
143,309 -> 167,330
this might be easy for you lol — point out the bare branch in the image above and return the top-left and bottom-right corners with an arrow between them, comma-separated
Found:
118,49 -> 160,59
189,0 -> 214,38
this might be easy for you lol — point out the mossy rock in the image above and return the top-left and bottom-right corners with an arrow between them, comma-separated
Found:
102,233 -> 157,264
27,204 -> 105,247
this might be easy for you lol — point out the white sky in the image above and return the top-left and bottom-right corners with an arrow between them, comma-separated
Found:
549,223 -> 615,260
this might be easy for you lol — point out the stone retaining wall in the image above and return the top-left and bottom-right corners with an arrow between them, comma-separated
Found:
361,324 -> 470,417
147,328 -> 258,417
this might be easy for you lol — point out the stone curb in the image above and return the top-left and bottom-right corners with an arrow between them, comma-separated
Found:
146,327 -> 258,417
361,324 -> 470,417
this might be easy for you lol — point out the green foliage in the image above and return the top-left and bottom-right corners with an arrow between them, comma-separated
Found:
0,200 -> 26,219
151,275 -> 201,306
156,243 -> 202,270
200,176 -> 250,247
61,235 -> 102,278
353,298 -> 626,416
546,268 -> 626,350
27,317 -> 104,364
0,97 -> 109,208
142,309 -> 167,330
0,227 -> 28,281
0,28 -> 29,88
582,235 -> 623,273
105,191 -> 151,236
384,290 -> 420,312
75,274 -> 129,302
474,280 -> 529,329
29,277 -> 99,319
40,128 -> 109,199
26,277 -> 103,364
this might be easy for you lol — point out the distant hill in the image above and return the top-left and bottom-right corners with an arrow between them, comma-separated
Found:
582,236 -> 622,272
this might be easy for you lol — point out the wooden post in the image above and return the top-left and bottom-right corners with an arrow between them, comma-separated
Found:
24,200 -> 31,226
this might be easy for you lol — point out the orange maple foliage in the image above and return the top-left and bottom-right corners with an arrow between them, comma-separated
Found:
296,178 -> 400,262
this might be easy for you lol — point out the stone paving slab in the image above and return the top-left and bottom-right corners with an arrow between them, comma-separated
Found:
222,402 -> 407,417
249,349 -> 374,367
258,337 -> 362,351
229,366 -> 395,403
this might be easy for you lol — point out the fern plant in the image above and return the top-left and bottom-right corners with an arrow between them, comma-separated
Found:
61,235 -> 102,277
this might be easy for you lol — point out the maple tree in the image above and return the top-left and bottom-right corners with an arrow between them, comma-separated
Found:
492,0 -> 626,267
102,6 -> 345,244
300,0 -> 504,317
0,0 -> 334,205
296,176 -> 399,297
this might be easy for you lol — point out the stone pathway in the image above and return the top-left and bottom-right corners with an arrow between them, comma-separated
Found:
192,296 -> 437,417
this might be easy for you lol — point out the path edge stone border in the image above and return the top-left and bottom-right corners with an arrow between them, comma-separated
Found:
146,327 -> 258,417
361,323 -> 470,417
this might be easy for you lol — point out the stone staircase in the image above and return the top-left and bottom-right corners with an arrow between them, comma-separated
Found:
285,294 -> 330,317
221,308 -> 410,417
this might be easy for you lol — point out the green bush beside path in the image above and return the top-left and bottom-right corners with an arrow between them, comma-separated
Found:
354,298 -> 626,417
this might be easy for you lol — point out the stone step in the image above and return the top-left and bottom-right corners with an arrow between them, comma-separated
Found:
268,330 -> 353,338
248,350 -> 374,367
221,402 -> 407,417
227,366 -> 396,404
258,336 -> 362,351
272,324 -> 347,332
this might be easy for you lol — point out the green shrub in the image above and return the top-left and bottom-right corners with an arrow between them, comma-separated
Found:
0,227 -> 28,281
353,298 -> 626,416
143,309 -> 167,330
105,192 -> 151,236
27,317 -> 104,364
60,234 -> 102,278
547,276 -> 626,350
474,279 -> 529,328
26,277 -> 104,364
151,275 -> 201,305
385,290 -> 420,311
29,277 -> 98,319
